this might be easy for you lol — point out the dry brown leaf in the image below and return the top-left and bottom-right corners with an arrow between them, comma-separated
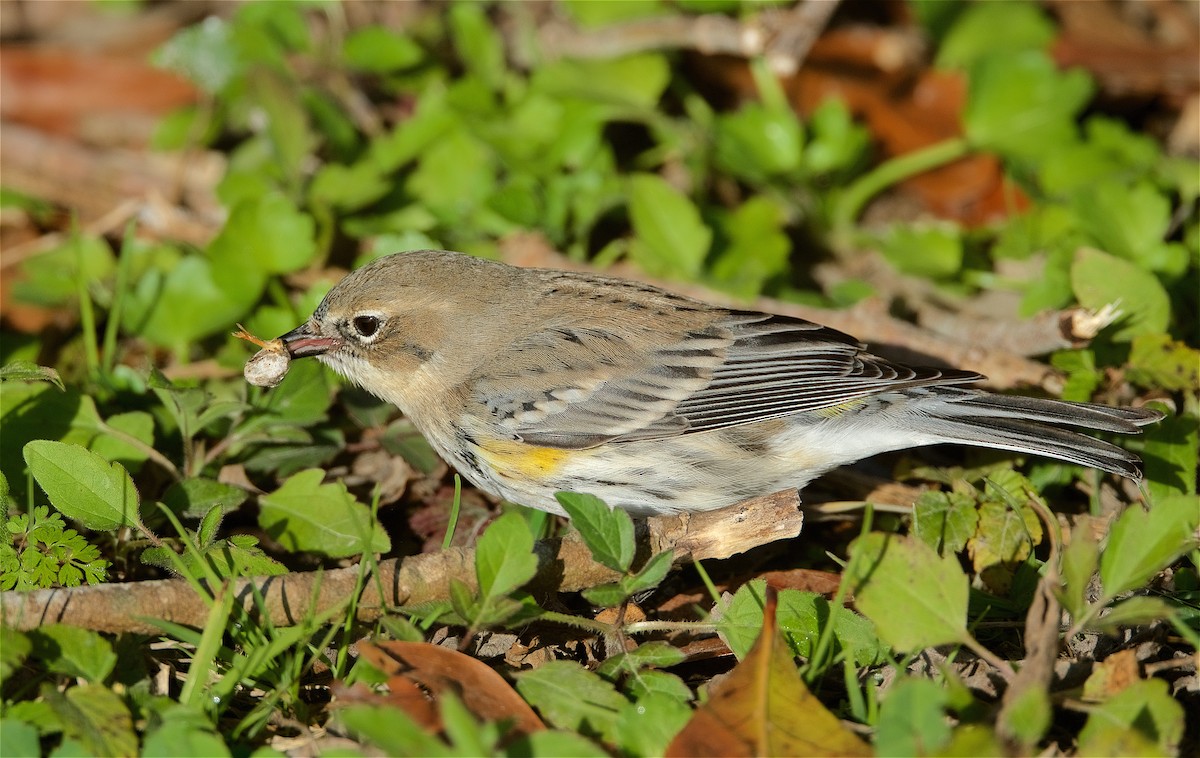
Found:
665,588 -> 871,757
358,640 -> 545,737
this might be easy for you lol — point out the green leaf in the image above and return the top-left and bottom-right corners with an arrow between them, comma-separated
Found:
1071,247 -> 1170,341
714,104 -> 803,182
874,677 -> 953,756
1127,334 -> 1200,392
45,682 -> 137,758
154,15 -> 239,94
0,628 -> 31,685
627,173 -> 711,280
710,197 -> 791,299
0,361 -> 64,390
1142,409 -> 1198,501
878,223 -> 963,279
625,549 -> 673,594
616,692 -> 692,757
1088,596 -> 1176,632
999,686 -> 1052,748
258,469 -> 390,558
0,719 -> 40,758
131,255 -> 256,352
339,704 -> 454,757
161,478 -> 248,520
912,489 -> 979,555
555,492 -> 634,573
28,625 -> 116,683
516,661 -> 625,743
1059,528 -> 1099,621
210,192 -> 317,277
532,53 -> 670,110
1099,495 -> 1199,598
1073,182 -> 1183,274
23,441 -> 140,531
343,25 -> 424,72
141,708 -> 231,758
407,129 -> 496,222
475,512 -> 539,601
597,641 -> 687,680
12,235 -> 114,307
1077,679 -> 1184,756
846,533 -> 969,651
505,730 -> 608,757
936,1 -> 1055,69
450,2 -> 505,89
964,50 -> 1093,161
91,411 -> 155,474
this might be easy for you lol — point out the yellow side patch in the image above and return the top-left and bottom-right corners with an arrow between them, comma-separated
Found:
476,438 -> 573,480
812,399 -> 867,419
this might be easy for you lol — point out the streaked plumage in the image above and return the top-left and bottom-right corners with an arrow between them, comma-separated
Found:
278,250 -> 1162,515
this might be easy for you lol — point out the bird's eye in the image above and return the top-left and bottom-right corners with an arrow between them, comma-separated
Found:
352,315 -> 381,339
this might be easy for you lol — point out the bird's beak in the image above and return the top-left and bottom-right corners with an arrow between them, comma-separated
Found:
278,322 -> 342,358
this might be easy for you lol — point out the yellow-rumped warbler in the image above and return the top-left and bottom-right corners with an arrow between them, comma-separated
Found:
274,250 -> 1162,516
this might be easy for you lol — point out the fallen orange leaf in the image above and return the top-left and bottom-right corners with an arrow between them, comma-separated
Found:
666,588 -> 871,757
357,640 -> 545,737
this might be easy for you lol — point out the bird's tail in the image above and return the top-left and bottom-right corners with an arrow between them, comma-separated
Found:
913,389 -> 1163,480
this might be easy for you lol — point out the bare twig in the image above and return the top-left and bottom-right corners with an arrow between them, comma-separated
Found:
536,0 -> 841,75
0,490 -> 803,635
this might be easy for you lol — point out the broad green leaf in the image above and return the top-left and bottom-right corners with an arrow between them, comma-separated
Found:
516,661 -> 625,743
475,512 -> 538,600
845,533 -> 969,651
710,197 -> 791,299
1100,495 -> 1199,598
153,15 -> 239,94
968,497 -> 1042,573
999,686 -> 1052,749
1088,596 -> 1176,632
339,705 -> 454,757
964,51 -> 1093,161
0,719 -> 39,758
1071,248 -> 1170,341
45,682 -> 137,758
803,98 -> 870,176
142,717 -> 231,758
23,441 -> 140,531
627,173 -> 711,280
12,235 -> 114,307
616,692 -> 692,757
258,469 -> 390,558
874,677 -> 953,756
28,625 -> 116,683
714,104 -> 803,182
1141,409 -> 1198,501
532,53 -> 670,110
343,25 -> 424,72
878,223 -> 963,279
1077,679 -> 1184,756
91,411 -> 154,474
505,730 -> 607,757
912,490 -> 979,555
1074,182 -> 1184,274
450,2 -> 505,89
131,255 -> 256,352
407,129 -> 496,222
161,478 -> 248,520
0,628 -> 31,684
1127,334 -> 1200,392
936,1 -> 1055,69
624,670 -> 694,703
716,581 -> 885,665
597,641 -> 687,679
625,549 -> 673,594
210,192 -> 317,277
556,491 -> 634,572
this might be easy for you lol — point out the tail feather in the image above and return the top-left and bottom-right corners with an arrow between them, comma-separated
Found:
935,389 -> 1164,433
913,390 -> 1163,480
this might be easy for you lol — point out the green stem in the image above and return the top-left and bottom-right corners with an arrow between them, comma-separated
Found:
102,220 -> 137,376
749,56 -> 789,114
832,136 -> 971,235
443,475 -> 463,550
804,503 -> 873,680
74,224 -> 101,379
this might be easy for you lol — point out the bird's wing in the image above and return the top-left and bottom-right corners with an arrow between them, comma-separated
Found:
470,310 -> 981,449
